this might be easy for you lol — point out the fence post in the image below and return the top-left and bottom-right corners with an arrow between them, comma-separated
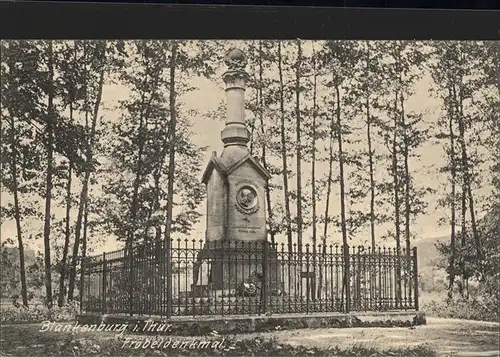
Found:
166,237 -> 172,319
102,253 -> 107,314
262,240 -> 268,314
412,247 -> 419,311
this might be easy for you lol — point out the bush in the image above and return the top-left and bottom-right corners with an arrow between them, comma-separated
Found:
0,300 -> 79,324
421,296 -> 499,322
421,268 -> 499,323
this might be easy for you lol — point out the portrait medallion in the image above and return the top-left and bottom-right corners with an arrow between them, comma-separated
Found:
235,185 -> 259,215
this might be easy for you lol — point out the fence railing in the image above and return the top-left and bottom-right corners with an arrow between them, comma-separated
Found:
80,239 -> 419,317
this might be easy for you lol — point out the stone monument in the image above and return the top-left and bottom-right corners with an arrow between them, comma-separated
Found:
193,48 -> 281,293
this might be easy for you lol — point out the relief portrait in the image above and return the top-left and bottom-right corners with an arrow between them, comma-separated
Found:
236,186 -> 258,210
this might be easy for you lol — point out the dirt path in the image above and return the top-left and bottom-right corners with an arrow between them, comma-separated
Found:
232,317 -> 499,357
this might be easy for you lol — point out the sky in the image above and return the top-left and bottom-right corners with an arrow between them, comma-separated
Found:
183,72 -> 454,243
0,40 -> 494,256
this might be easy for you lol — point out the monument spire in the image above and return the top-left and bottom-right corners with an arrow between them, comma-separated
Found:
221,48 -> 250,147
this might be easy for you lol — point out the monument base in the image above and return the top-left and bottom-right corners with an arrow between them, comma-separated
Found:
190,284 -> 211,297
193,240 -> 282,291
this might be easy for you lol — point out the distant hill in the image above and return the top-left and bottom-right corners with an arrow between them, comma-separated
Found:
415,203 -> 500,271
2,246 -> 36,265
413,235 -> 450,293
414,235 -> 448,269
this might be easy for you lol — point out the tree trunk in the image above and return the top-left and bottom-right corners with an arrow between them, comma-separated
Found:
127,87 -> 151,250
152,171 -> 163,260
401,95 -> 412,261
58,161 -> 72,307
311,44 -> 318,300
366,71 -> 377,301
453,83 -> 467,297
249,86 -> 258,155
43,40 -> 55,308
163,41 -> 178,317
460,165 -> 468,296
367,94 -> 376,252
365,41 -> 376,253
321,97 -> 335,303
125,46 -> 161,251
10,118 -> 28,307
323,110 -> 335,253
335,83 -> 349,312
146,103 -> 175,248
278,41 -> 293,255
447,87 -> 457,300
145,117 -> 169,245
59,52 -> 77,305
454,84 -> 483,266
295,40 -> 303,256
79,199 -> 89,302
249,41 -> 258,156
400,93 -> 413,307
79,45 -> 90,306
80,201 -> 89,303
68,42 -> 106,301
457,90 -> 482,263
257,41 -> 275,246
163,41 -> 179,239
392,91 -> 402,307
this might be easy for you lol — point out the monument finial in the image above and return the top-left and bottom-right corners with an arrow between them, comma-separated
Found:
224,48 -> 248,70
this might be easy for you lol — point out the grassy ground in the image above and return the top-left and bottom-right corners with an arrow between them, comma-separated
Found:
0,322 -> 437,357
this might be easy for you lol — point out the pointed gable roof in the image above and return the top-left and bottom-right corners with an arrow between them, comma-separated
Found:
201,153 -> 271,185
201,156 -> 228,184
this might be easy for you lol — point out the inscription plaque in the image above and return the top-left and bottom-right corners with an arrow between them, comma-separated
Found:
234,225 -> 260,234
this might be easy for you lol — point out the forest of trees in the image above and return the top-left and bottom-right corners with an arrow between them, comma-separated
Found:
0,40 -> 498,309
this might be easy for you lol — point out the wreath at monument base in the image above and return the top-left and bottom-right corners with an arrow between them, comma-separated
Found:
236,282 -> 259,297
235,271 -> 263,297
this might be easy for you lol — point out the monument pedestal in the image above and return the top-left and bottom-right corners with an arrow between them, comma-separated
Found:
193,241 -> 281,292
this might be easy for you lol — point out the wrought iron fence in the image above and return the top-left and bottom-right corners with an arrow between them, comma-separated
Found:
80,239 -> 419,317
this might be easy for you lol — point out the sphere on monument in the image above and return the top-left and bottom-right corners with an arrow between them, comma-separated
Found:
224,48 -> 247,70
